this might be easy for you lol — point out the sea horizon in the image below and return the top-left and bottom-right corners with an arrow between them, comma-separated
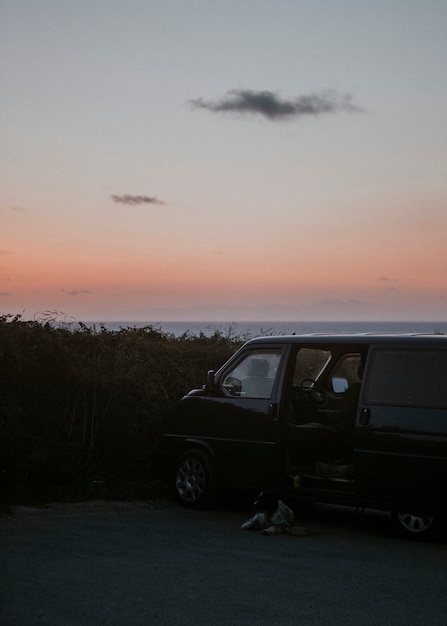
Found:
80,320 -> 447,338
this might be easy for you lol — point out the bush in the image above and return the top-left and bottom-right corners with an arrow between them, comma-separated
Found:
0,314 -> 244,502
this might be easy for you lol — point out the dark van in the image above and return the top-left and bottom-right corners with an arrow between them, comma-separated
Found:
157,334 -> 447,539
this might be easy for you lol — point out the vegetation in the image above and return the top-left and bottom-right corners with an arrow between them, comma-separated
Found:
0,313 -> 245,503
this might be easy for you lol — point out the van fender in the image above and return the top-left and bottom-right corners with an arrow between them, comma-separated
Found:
170,437 -> 217,475
181,437 -> 216,461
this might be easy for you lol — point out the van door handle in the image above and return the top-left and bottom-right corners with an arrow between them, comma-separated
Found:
360,408 -> 370,425
268,403 -> 279,420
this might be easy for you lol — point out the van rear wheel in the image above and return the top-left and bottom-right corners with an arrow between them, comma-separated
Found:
392,511 -> 438,540
173,449 -> 217,509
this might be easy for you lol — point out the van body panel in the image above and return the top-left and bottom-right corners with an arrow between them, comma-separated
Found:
354,343 -> 447,512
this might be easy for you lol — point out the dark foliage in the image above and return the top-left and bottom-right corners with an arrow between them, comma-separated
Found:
0,314 -> 243,502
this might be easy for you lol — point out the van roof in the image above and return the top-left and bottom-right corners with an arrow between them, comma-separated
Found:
243,333 -> 447,347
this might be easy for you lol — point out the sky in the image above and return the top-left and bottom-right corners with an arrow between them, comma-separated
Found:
1,0 -> 447,322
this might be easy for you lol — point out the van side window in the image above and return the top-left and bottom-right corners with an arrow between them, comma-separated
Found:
221,350 -> 282,398
292,348 -> 331,384
365,349 -> 447,408
330,354 -> 363,389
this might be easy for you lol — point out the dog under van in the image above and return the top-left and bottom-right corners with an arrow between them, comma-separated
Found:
157,334 -> 447,539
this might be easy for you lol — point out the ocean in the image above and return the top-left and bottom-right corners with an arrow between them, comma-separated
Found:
84,320 -> 447,338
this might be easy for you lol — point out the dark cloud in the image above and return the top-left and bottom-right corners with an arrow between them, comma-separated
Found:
111,194 -> 165,206
0,292 -> 10,297
62,289 -> 91,296
376,276 -> 398,283
190,89 -> 362,120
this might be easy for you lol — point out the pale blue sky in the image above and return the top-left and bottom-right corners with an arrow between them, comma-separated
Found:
1,1 -> 447,321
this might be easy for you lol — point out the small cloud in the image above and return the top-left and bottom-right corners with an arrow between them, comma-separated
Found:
10,206 -> 25,212
190,89 -> 362,120
111,194 -> 166,206
316,298 -> 370,308
0,292 -> 10,297
376,276 -> 399,283
304,298 -> 371,316
62,289 -> 91,296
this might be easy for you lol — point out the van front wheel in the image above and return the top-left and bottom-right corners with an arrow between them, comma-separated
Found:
173,450 -> 217,509
392,511 -> 438,540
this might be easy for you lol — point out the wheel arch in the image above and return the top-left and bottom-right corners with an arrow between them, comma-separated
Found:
170,437 -> 216,471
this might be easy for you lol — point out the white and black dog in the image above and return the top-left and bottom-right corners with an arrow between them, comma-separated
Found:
241,491 -> 294,535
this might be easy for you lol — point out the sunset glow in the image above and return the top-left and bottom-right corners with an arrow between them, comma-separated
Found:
1,2 -> 446,323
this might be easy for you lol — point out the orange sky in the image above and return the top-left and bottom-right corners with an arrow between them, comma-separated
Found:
1,2 -> 447,323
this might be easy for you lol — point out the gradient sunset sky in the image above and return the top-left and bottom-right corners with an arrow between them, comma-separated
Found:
2,1 -> 446,322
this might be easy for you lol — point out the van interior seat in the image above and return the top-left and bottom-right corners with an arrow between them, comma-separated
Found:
242,358 -> 273,398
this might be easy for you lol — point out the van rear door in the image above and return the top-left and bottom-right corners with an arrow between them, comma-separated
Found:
354,344 -> 447,512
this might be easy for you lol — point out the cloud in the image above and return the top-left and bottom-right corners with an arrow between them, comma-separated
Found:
376,276 -> 399,283
190,89 -> 362,120
303,298 -> 372,317
0,292 -> 10,297
62,289 -> 91,296
111,194 -> 165,206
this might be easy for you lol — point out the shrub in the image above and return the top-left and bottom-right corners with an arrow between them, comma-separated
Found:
0,314 -> 244,501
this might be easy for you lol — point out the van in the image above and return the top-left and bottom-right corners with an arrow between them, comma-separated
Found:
157,334 -> 447,539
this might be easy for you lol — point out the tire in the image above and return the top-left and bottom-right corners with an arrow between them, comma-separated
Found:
392,511 -> 440,541
173,449 -> 217,509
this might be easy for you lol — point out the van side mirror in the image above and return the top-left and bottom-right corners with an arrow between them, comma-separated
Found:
332,377 -> 349,393
206,369 -> 216,392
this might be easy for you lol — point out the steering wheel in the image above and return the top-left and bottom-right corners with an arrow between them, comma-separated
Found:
299,378 -> 328,408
